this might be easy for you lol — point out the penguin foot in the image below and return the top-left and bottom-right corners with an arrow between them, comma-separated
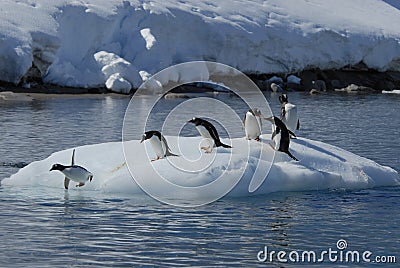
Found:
255,137 -> 260,142
246,137 -> 250,140
201,146 -> 213,153
76,182 -> 85,187
151,157 -> 161,162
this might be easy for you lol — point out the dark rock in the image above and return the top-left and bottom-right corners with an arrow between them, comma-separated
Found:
286,82 -> 305,91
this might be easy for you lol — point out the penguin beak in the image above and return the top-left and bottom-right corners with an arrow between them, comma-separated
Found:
140,135 -> 146,143
49,166 -> 54,172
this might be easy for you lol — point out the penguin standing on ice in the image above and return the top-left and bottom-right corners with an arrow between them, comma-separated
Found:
187,117 -> 232,153
265,116 -> 298,161
50,149 -> 93,189
243,108 -> 263,141
279,93 -> 300,134
140,130 -> 178,161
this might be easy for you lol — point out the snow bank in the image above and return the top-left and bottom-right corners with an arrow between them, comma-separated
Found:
1,0 -> 400,92
3,135 -> 399,200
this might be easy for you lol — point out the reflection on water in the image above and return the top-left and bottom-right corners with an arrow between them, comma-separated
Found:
0,92 -> 399,267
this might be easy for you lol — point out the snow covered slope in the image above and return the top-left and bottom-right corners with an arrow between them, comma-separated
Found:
3,136 -> 399,204
1,0 -> 400,92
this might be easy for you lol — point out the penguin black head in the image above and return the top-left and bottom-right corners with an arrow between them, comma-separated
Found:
140,131 -> 162,143
279,93 -> 288,104
187,117 -> 202,126
50,164 -> 66,172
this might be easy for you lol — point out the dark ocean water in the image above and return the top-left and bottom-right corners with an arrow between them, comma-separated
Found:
0,91 -> 399,267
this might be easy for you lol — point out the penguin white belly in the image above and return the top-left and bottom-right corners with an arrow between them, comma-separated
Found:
62,167 -> 92,183
149,135 -> 166,158
195,125 -> 212,139
273,131 -> 281,151
283,103 -> 298,133
245,113 -> 261,139
195,125 -> 215,148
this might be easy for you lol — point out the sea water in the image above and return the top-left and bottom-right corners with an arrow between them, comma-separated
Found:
0,92 -> 399,267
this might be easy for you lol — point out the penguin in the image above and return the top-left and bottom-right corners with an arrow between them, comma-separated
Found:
187,117 -> 232,153
140,130 -> 178,161
264,116 -> 298,161
279,93 -> 300,134
49,149 -> 93,189
243,108 -> 263,141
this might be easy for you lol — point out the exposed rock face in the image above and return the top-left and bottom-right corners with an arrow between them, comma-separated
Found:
250,67 -> 400,93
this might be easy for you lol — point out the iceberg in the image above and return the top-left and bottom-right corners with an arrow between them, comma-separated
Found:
3,135 -> 399,204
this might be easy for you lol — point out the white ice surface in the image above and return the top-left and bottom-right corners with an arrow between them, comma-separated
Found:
382,89 -> 400,94
1,0 -> 400,92
3,135 -> 399,198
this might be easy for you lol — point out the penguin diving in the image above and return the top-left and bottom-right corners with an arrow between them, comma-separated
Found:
49,149 -> 93,189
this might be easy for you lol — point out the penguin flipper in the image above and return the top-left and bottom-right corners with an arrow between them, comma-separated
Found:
160,135 -> 179,157
166,150 -> 179,157
286,150 -> 299,161
217,141 -> 232,148
281,106 -> 286,118
288,129 -> 296,138
271,130 -> 276,140
297,119 -> 300,130
71,149 -> 75,166
64,177 -> 70,190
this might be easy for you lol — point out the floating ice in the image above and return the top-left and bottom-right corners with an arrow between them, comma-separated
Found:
3,135 -> 399,200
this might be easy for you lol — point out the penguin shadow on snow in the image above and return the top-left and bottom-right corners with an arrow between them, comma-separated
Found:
293,139 -> 346,162
49,149 -> 93,190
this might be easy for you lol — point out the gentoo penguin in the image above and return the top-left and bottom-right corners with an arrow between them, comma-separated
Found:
243,108 -> 263,141
187,117 -> 232,153
140,130 -> 178,161
279,93 -> 300,134
49,149 -> 93,189
265,116 -> 298,161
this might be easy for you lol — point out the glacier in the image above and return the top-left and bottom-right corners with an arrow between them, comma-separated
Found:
1,0 -> 400,92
